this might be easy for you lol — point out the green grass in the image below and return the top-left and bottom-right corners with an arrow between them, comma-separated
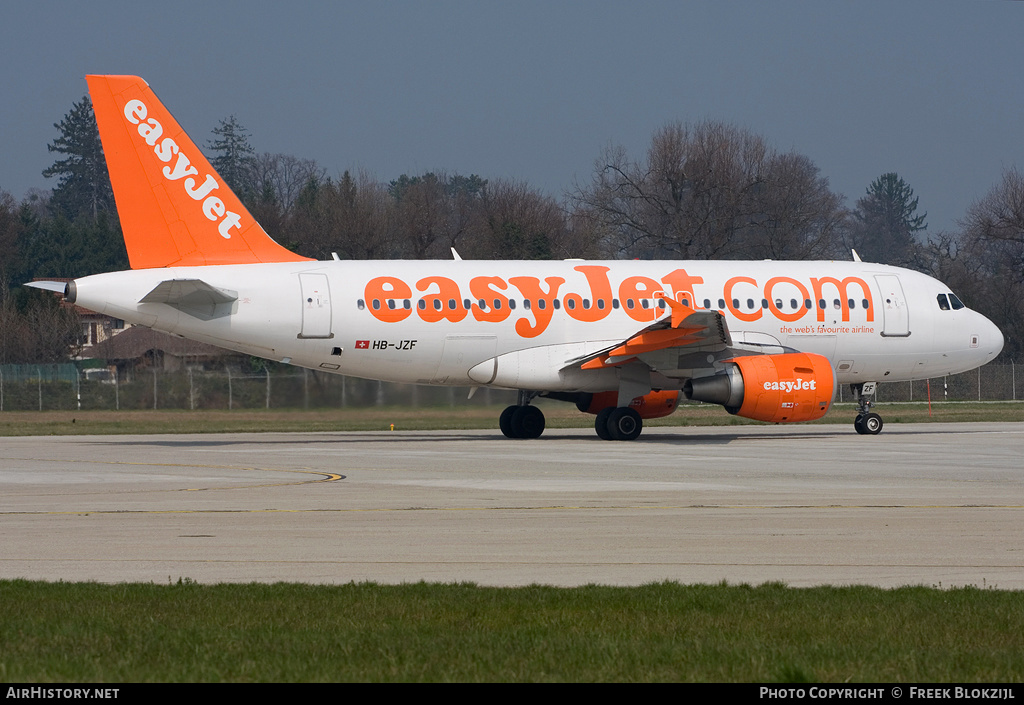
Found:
1,400 -> 1023,436
0,580 -> 1021,682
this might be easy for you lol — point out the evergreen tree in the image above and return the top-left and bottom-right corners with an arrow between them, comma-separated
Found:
850,173 -> 927,267
42,96 -> 114,221
0,191 -> 22,283
207,115 -> 256,198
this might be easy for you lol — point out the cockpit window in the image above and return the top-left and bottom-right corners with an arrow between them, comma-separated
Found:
948,293 -> 965,310
936,294 -> 950,311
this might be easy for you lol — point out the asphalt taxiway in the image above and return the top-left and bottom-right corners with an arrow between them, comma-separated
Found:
2,423 -> 1022,588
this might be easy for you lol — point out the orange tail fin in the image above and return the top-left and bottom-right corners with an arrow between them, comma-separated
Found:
86,75 -> 312,268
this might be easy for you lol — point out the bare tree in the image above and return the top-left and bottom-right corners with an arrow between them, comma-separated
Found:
473,179 -> 576,260
0,285 -> 80,364
390,172 -> 452,259
744,153 -> 847,260
572,120 -> 846,260
248,153 -> 327,218
961,167 -> 1024,245
286,170 -> 399,260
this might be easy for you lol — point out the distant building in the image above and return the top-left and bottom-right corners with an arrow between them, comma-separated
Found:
81,326 -> 240,374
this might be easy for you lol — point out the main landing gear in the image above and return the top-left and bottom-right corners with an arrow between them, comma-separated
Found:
499,391 -> 646,441
499,391 -> 545,439
594,406 -> 643,441
852,382 -> 883,435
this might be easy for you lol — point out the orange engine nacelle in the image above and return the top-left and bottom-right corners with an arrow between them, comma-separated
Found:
577,390 -> 681,419
685,352 -> 835,423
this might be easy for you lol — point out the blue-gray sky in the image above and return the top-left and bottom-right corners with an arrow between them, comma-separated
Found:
2,1 -> 1021,235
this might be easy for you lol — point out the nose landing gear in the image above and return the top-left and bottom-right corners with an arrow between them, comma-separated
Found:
852,382 -> 883,435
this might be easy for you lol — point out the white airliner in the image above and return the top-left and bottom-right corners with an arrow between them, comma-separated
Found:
30,75 -> 1004,440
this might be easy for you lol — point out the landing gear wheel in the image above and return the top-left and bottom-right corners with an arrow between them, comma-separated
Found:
861,412 -> 883,435
852,382 -> 882,436
499,405 -> 518,438
595,407 -> 614,440
511,405 -> 545,439
606,407 -> 643,441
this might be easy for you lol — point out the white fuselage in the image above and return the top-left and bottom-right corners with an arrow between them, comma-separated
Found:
71,259 -> 1003,392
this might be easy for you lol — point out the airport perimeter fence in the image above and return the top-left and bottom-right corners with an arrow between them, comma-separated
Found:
0,363 -> 515,412
0,362 -> 1021,412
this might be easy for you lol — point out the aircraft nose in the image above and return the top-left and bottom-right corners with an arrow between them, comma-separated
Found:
980,313 -> 1004,362
990,318 -> 1004,357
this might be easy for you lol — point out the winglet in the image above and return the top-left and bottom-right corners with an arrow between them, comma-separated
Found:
656,293 -> 696,329
86,75 -> 312,269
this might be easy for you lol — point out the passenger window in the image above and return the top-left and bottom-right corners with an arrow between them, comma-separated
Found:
936,294 -> 950,311
433,299 -> 442,311
357,299 -> 365,310
566,298 -> 576,310
418,299 -> 426,310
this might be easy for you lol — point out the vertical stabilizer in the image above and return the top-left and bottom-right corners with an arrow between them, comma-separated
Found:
86,75 -> 311,268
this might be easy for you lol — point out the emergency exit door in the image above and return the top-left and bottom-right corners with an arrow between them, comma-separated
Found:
298,273 -> 333,339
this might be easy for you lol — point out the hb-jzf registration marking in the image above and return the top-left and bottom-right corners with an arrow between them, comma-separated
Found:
373,340 -> 417,350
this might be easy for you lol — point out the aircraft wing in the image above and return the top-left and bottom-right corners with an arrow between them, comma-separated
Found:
566,297 -> 733,373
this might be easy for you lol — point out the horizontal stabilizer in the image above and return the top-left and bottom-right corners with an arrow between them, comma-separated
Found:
140,279 -> 238,319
